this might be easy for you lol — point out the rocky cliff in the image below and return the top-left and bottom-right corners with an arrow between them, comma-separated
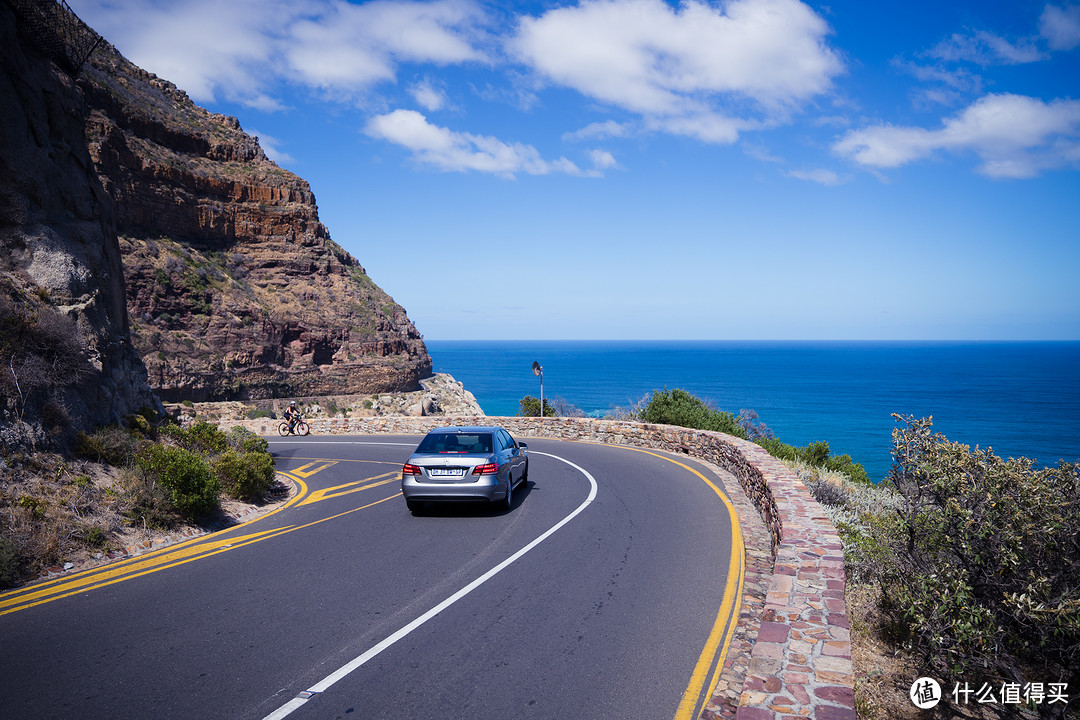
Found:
0,1 -> 156,448
75,26 -> 430,401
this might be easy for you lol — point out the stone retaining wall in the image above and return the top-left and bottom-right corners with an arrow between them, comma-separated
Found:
234,415 -> 854,719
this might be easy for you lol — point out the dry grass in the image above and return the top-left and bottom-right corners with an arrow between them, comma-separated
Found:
0,451 -> 129,580
0,445 -> 288,587
848,584 -> 922,719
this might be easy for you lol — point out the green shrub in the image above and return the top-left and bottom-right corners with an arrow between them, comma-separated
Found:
517,395 -> 555,417
867,415 -> 1079,693
0,535 -> 20,588
127,413 -> 154,437
163,420 -> 228,455
136,444 -> 219,519
84,525 -> 107,549
639,388 -> 746,437
823,453 -> 870,485
757,437 -> 871,485
213,450 -> 275,501
227,426 -> 268,454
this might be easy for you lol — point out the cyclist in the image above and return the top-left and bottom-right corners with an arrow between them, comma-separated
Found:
284,401 -> 302,434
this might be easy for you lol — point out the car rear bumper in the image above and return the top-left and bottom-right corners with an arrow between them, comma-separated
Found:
401,475 -> 507,502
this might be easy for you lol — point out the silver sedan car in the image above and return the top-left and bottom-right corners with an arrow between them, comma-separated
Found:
401,426 -> 529,513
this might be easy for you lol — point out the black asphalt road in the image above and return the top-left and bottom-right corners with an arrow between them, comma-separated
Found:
0,435 -> 743,720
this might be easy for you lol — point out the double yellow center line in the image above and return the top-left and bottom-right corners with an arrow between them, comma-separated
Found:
0,461 -> 402,617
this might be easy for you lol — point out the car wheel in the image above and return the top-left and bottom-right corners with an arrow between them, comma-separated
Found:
502,475 -> 513,510
406,499 -> 424,514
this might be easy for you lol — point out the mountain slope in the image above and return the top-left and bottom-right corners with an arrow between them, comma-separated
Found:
77,36 -> 431,401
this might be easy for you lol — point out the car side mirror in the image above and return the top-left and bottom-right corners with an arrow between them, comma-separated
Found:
519,442 -> 528,449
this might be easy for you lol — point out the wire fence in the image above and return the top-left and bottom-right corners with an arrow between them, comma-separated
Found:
3,0 -> 102,75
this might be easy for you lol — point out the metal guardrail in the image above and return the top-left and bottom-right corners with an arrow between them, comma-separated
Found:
3,0 -> 102,75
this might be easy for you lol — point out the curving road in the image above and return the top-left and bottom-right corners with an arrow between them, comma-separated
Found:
0,435 -> 744,720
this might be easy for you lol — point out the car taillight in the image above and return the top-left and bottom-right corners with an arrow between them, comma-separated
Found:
402,463 -> 421,475
472,463 -> 499,476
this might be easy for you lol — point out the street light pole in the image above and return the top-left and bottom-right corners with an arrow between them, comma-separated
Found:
531,361 -> 543,417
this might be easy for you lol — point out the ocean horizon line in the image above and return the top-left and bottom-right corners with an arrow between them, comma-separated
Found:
425,340 -> 1080,482
425,338 -> 1080,345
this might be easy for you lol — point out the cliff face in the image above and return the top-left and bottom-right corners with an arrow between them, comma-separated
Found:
77,39 -> 430,401
0,3 -> 156,447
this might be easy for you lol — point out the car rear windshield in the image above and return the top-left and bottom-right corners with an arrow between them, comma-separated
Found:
416,432 -> 493,454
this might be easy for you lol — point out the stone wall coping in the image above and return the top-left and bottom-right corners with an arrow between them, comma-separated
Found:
227,414 -> 853,719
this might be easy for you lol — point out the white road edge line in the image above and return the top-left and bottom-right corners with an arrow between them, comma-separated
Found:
261,451 -> 598,720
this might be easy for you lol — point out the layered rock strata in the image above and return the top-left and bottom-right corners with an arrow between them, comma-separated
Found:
76,36 -> 430,401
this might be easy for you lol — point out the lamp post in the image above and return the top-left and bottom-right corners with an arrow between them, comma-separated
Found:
531,361 -> 543,417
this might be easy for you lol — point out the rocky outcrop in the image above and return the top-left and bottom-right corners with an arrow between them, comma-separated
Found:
76,35 -> 431,401
170,372 -> 485,426
0,2 -> 156,448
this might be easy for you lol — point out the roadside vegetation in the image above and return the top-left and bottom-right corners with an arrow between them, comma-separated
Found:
818,417 -> 1079,719
604,388 -> 1078,718
607,387 -> 871,485
517,395 -> 585,418
0,414 -> 278,589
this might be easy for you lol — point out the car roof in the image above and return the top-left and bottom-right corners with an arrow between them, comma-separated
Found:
425,426 -> 502,434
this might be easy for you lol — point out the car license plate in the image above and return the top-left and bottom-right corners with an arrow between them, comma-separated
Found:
429,468 -> 464,477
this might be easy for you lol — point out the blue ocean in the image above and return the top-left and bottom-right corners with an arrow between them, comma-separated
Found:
426,341 -> 1080,483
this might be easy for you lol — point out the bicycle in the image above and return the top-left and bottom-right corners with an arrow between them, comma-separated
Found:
277,419 -> 310,436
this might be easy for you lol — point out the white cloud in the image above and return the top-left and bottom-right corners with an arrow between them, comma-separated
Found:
646,112 -> 752,144
589,149 -> 620,170
1041,3 -> 1080,50
509,0 -> 842,143
562,120 -> 634,142
69,0 -> 488,108
285,0 -> 488,93
929,31 -> 1045,65
783,168 -> 844,186
834,93 -> 1080,178
410,77 -> 450,111
70,0 -> 296,107
364,110 -> 597,178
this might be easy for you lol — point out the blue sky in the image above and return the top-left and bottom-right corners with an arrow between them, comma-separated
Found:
69,0 -> 1080,340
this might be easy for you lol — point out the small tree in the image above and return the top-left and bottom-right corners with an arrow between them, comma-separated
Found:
865,415 -> 1079,711
517,395 -> 555,417
638,388 -> 744,436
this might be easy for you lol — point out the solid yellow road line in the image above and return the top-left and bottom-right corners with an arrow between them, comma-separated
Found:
0,488 -> 401,617
0,471 -> 313,616
614,447 -> 746,720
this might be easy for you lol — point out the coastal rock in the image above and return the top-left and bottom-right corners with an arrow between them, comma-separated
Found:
76,34 -> 431,401
173,372 -> 484,423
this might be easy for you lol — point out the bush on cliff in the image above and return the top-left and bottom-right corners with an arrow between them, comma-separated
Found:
213,450 -> 275,502
756,436 -> 870,485
164,420 -> 229,455
518,395 -> 555,417
852,416 -> 1079,703
228,426 -> 269,454
136,444 -> 220,520
638,388 -> 745,436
